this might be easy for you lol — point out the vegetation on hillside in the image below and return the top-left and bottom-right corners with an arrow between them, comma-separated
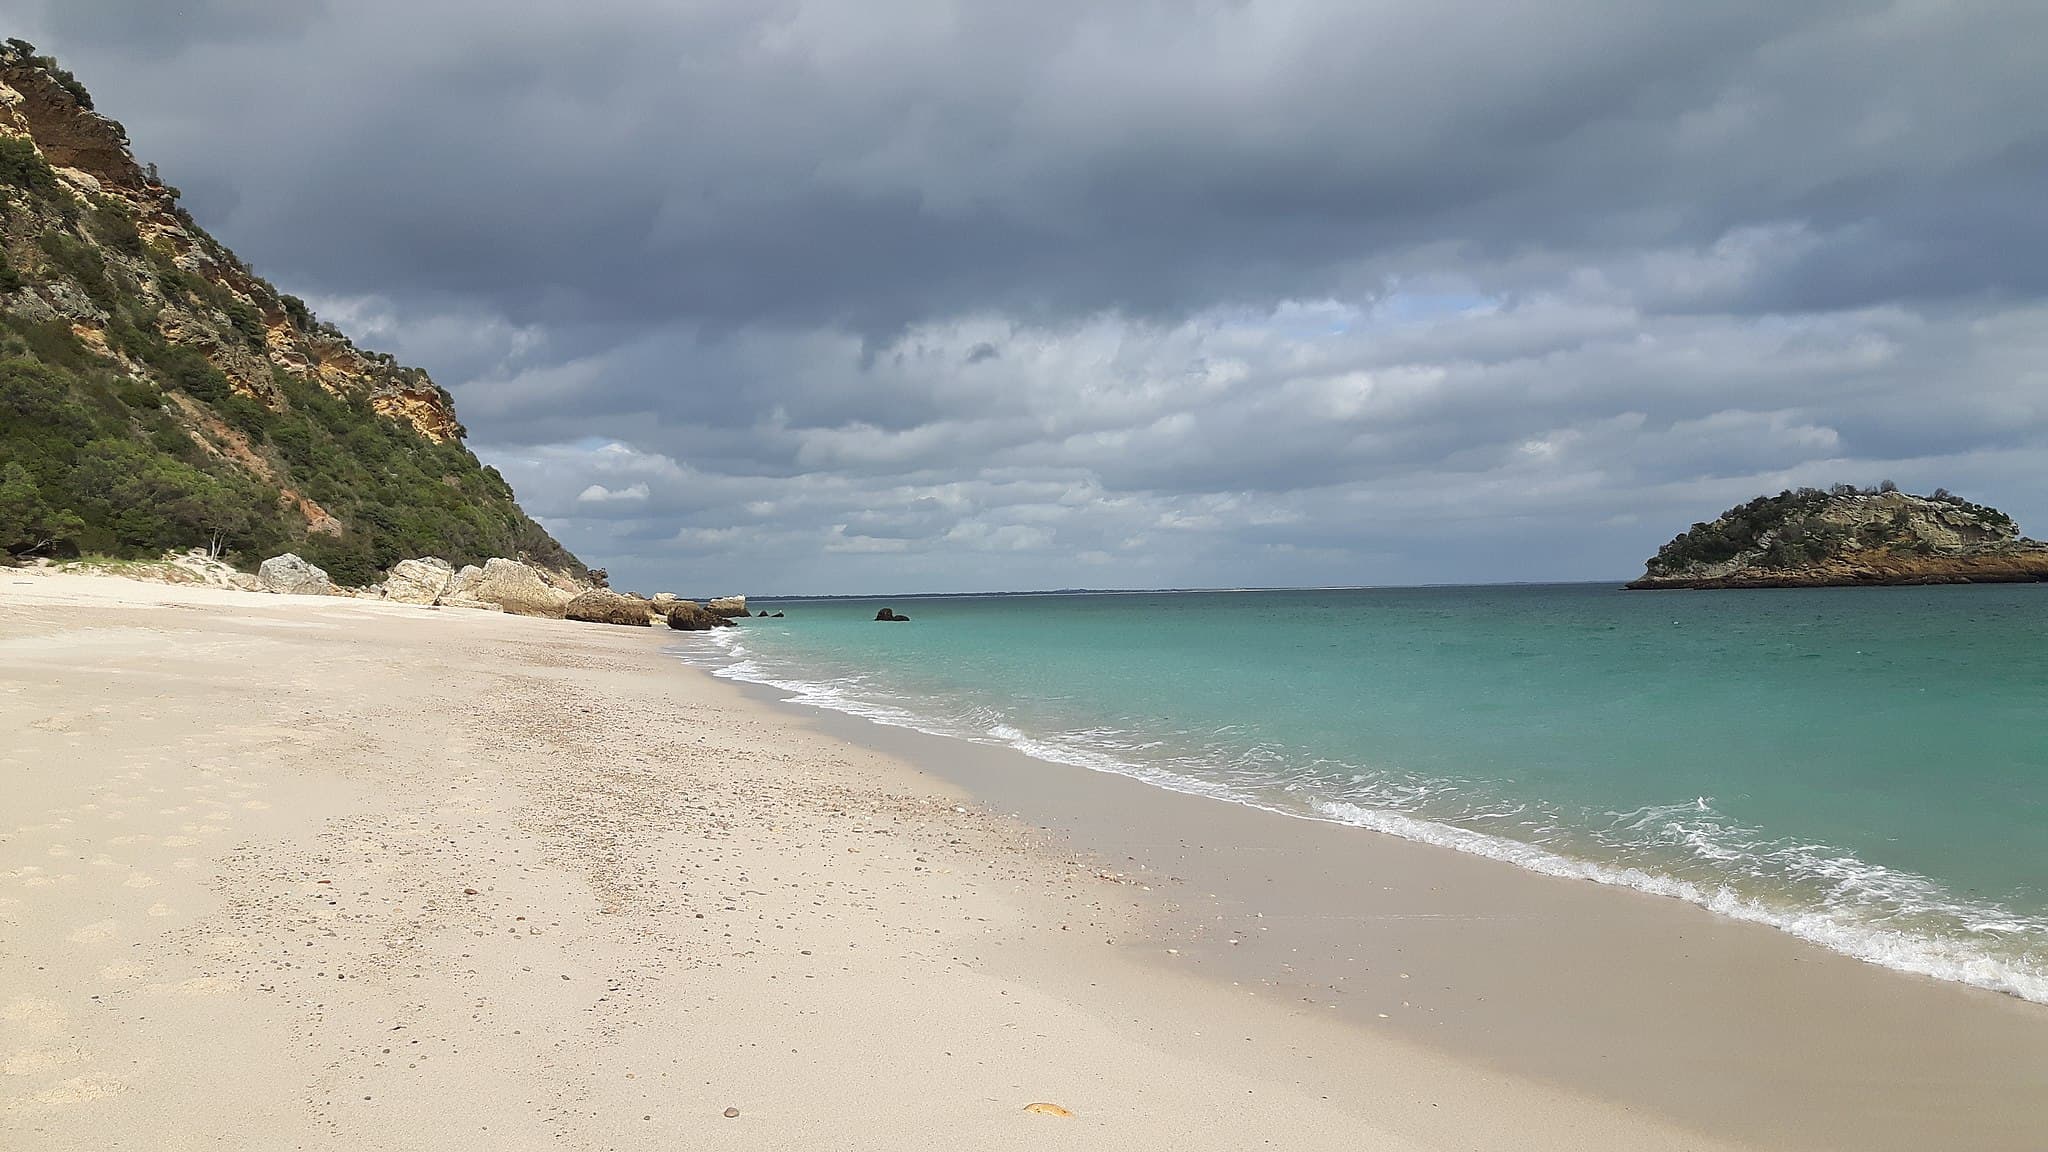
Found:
0,318 -> 568,584
1643,484 -> 2017,576
0,45 -> 579,582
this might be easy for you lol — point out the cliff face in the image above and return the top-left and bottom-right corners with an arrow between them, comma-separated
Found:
1628,487 -> 2048,589
0,42 -> 581,584
0,50 -> 462,440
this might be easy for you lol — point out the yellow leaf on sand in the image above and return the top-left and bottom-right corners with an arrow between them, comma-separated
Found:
1023,1102 -> 1074,1117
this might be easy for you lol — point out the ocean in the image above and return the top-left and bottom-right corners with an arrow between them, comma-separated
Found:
676,584 -> 2048,1002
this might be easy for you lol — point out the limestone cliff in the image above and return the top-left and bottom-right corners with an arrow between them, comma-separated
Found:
1628,486 -> 2048,589
0,42 -> 582,584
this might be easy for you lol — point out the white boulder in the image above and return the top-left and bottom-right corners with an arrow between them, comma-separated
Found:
471,557 -> 576,618
256,553 -> 334,596
382,557 -> 456,605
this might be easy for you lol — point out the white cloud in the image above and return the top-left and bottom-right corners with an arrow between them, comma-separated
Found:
576,482 -> 650,503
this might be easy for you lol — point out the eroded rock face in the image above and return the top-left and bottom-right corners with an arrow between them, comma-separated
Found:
472,557 -> 575,618
706,595 -> 748,618
382,557 -> 454,605
565,589 -> 653,627
256,553 -> 333,596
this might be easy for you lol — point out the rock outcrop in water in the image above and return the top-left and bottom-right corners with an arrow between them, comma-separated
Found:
665,601 -> 737,631
1628,486 -> 2048,589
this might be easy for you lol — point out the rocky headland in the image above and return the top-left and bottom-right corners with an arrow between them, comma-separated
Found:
1628,486 -> 2048,589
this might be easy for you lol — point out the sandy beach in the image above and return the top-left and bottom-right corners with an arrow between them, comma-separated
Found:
3,572 -> 2043,1150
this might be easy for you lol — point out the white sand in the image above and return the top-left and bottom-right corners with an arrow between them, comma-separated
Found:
0,571 -> 1750,1150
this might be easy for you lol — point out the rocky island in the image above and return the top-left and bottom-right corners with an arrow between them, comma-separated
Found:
1628,485 -> 2048,589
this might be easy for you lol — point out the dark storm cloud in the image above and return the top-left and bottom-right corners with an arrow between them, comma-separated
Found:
10,1 -> 2047,591
30,0 -> 327,52
21,0 -> 2048,329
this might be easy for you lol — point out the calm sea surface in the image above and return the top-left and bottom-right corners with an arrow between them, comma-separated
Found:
678,584 -> 2048,1001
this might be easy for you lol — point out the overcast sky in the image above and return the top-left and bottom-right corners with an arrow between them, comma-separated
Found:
14,1 -> 2048,593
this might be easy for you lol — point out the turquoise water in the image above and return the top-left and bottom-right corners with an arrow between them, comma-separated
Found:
678,585 -> 2048,1000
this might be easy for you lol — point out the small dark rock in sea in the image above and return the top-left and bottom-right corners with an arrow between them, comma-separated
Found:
757,610 -> 769,616
770,611 -> 784,617
875,608 -> 910,622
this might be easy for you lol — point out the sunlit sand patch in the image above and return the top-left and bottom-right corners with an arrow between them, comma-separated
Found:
45,845 -> 70,858
90,856 -> 118,868
107,835 -> 152,846
2,1075 -> 122,1112
242,800 -> 271,810
122,873 -> 157,889
0,997 -> 64,1025
151,975 -> 229,997
1,1046 -> 85,1075
66,920 -> 119,944
145,902 -> 173,918
98,961 -> 149,982
170,858 -> 197,870
161,837 -> 198,848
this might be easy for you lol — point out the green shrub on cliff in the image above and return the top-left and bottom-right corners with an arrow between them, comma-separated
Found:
0,135 -> 57,194
3,40 -> 92,110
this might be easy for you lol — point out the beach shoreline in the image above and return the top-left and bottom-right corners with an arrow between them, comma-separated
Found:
726,671 -> 2048,1149
4,571 -> 2043,1149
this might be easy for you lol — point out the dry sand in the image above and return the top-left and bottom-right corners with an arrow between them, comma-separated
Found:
0,571 -> 2037,1149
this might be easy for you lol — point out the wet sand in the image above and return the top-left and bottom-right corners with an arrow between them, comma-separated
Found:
777,694 -> 2048,1150
3,570 -> 2041,1149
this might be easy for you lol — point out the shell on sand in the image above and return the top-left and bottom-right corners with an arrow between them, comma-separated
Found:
1022,1102 -> 1074,1117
